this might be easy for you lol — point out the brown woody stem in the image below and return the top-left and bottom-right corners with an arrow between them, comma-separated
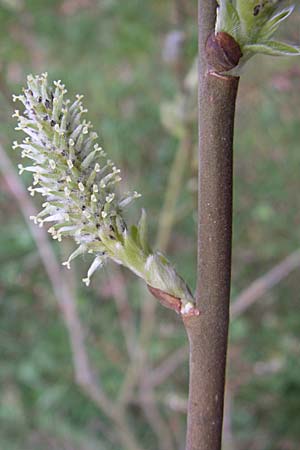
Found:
184,2 -> 240,449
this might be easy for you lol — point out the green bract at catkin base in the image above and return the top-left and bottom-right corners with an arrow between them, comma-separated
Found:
216,0 -> 300,73
13,73 -> 198,316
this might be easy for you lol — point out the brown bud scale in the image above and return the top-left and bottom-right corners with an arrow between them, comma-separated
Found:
147,284 -> 182,313
147,284 -> 201,317
205,32 -> 242,73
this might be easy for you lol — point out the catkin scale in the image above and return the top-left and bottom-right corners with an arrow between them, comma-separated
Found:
205,32 -> 242,72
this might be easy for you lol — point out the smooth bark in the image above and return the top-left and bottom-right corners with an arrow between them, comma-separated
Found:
184,2 -> 239,449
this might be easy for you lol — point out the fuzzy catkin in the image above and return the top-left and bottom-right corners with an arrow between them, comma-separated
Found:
13,73 -> 196,314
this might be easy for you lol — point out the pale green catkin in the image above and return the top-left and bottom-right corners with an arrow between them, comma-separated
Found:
13,73 -> 196,315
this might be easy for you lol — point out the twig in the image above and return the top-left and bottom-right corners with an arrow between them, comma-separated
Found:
117,7 -> 195,445
222,389 -> 236,450
116,127 -> 190,433
156,132 -> 191,251
106,265 -> 136,357
184,2 -> 239,448
147,346 -> 188,388
0,71 -> 14,107
146,248 -> 300,392
0,142 -> 112,412
231,249 -> 300,318
139,374 -> 176,450
132,128 -> 192,381
0,142 -> 144,450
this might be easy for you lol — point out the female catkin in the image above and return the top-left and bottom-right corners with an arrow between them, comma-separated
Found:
13,73 -> 197,315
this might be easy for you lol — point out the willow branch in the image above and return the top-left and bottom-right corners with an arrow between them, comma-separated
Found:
106,266 -> 136,357
149,248 -> 300,390
0,71 -> 14,107
139,375 -> 176,450
222,389 -> 236,450
184,2 -> 239,449
156,132 -> 190,251
117,129 -> 191,447
147,346 -> 189,389
117,32 -> 193,449
0,142 -> 113,408
231,249 -> 300,319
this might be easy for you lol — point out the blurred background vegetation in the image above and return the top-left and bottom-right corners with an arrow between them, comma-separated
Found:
0,1 -> 300,449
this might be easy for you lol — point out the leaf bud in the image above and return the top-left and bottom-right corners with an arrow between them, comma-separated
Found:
205,31 -> 242,73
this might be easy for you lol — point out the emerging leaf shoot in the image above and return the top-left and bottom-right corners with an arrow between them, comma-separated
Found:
213,0 -> 300,73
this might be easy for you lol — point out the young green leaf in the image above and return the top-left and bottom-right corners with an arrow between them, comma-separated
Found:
244,41 -> 300,56
216,0 -> 241,38
213,1 -> 299,73
257,5 -> 295,40
137,209 -> 151,254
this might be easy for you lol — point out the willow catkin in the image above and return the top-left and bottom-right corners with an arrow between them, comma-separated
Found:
13,73 -> 197,315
